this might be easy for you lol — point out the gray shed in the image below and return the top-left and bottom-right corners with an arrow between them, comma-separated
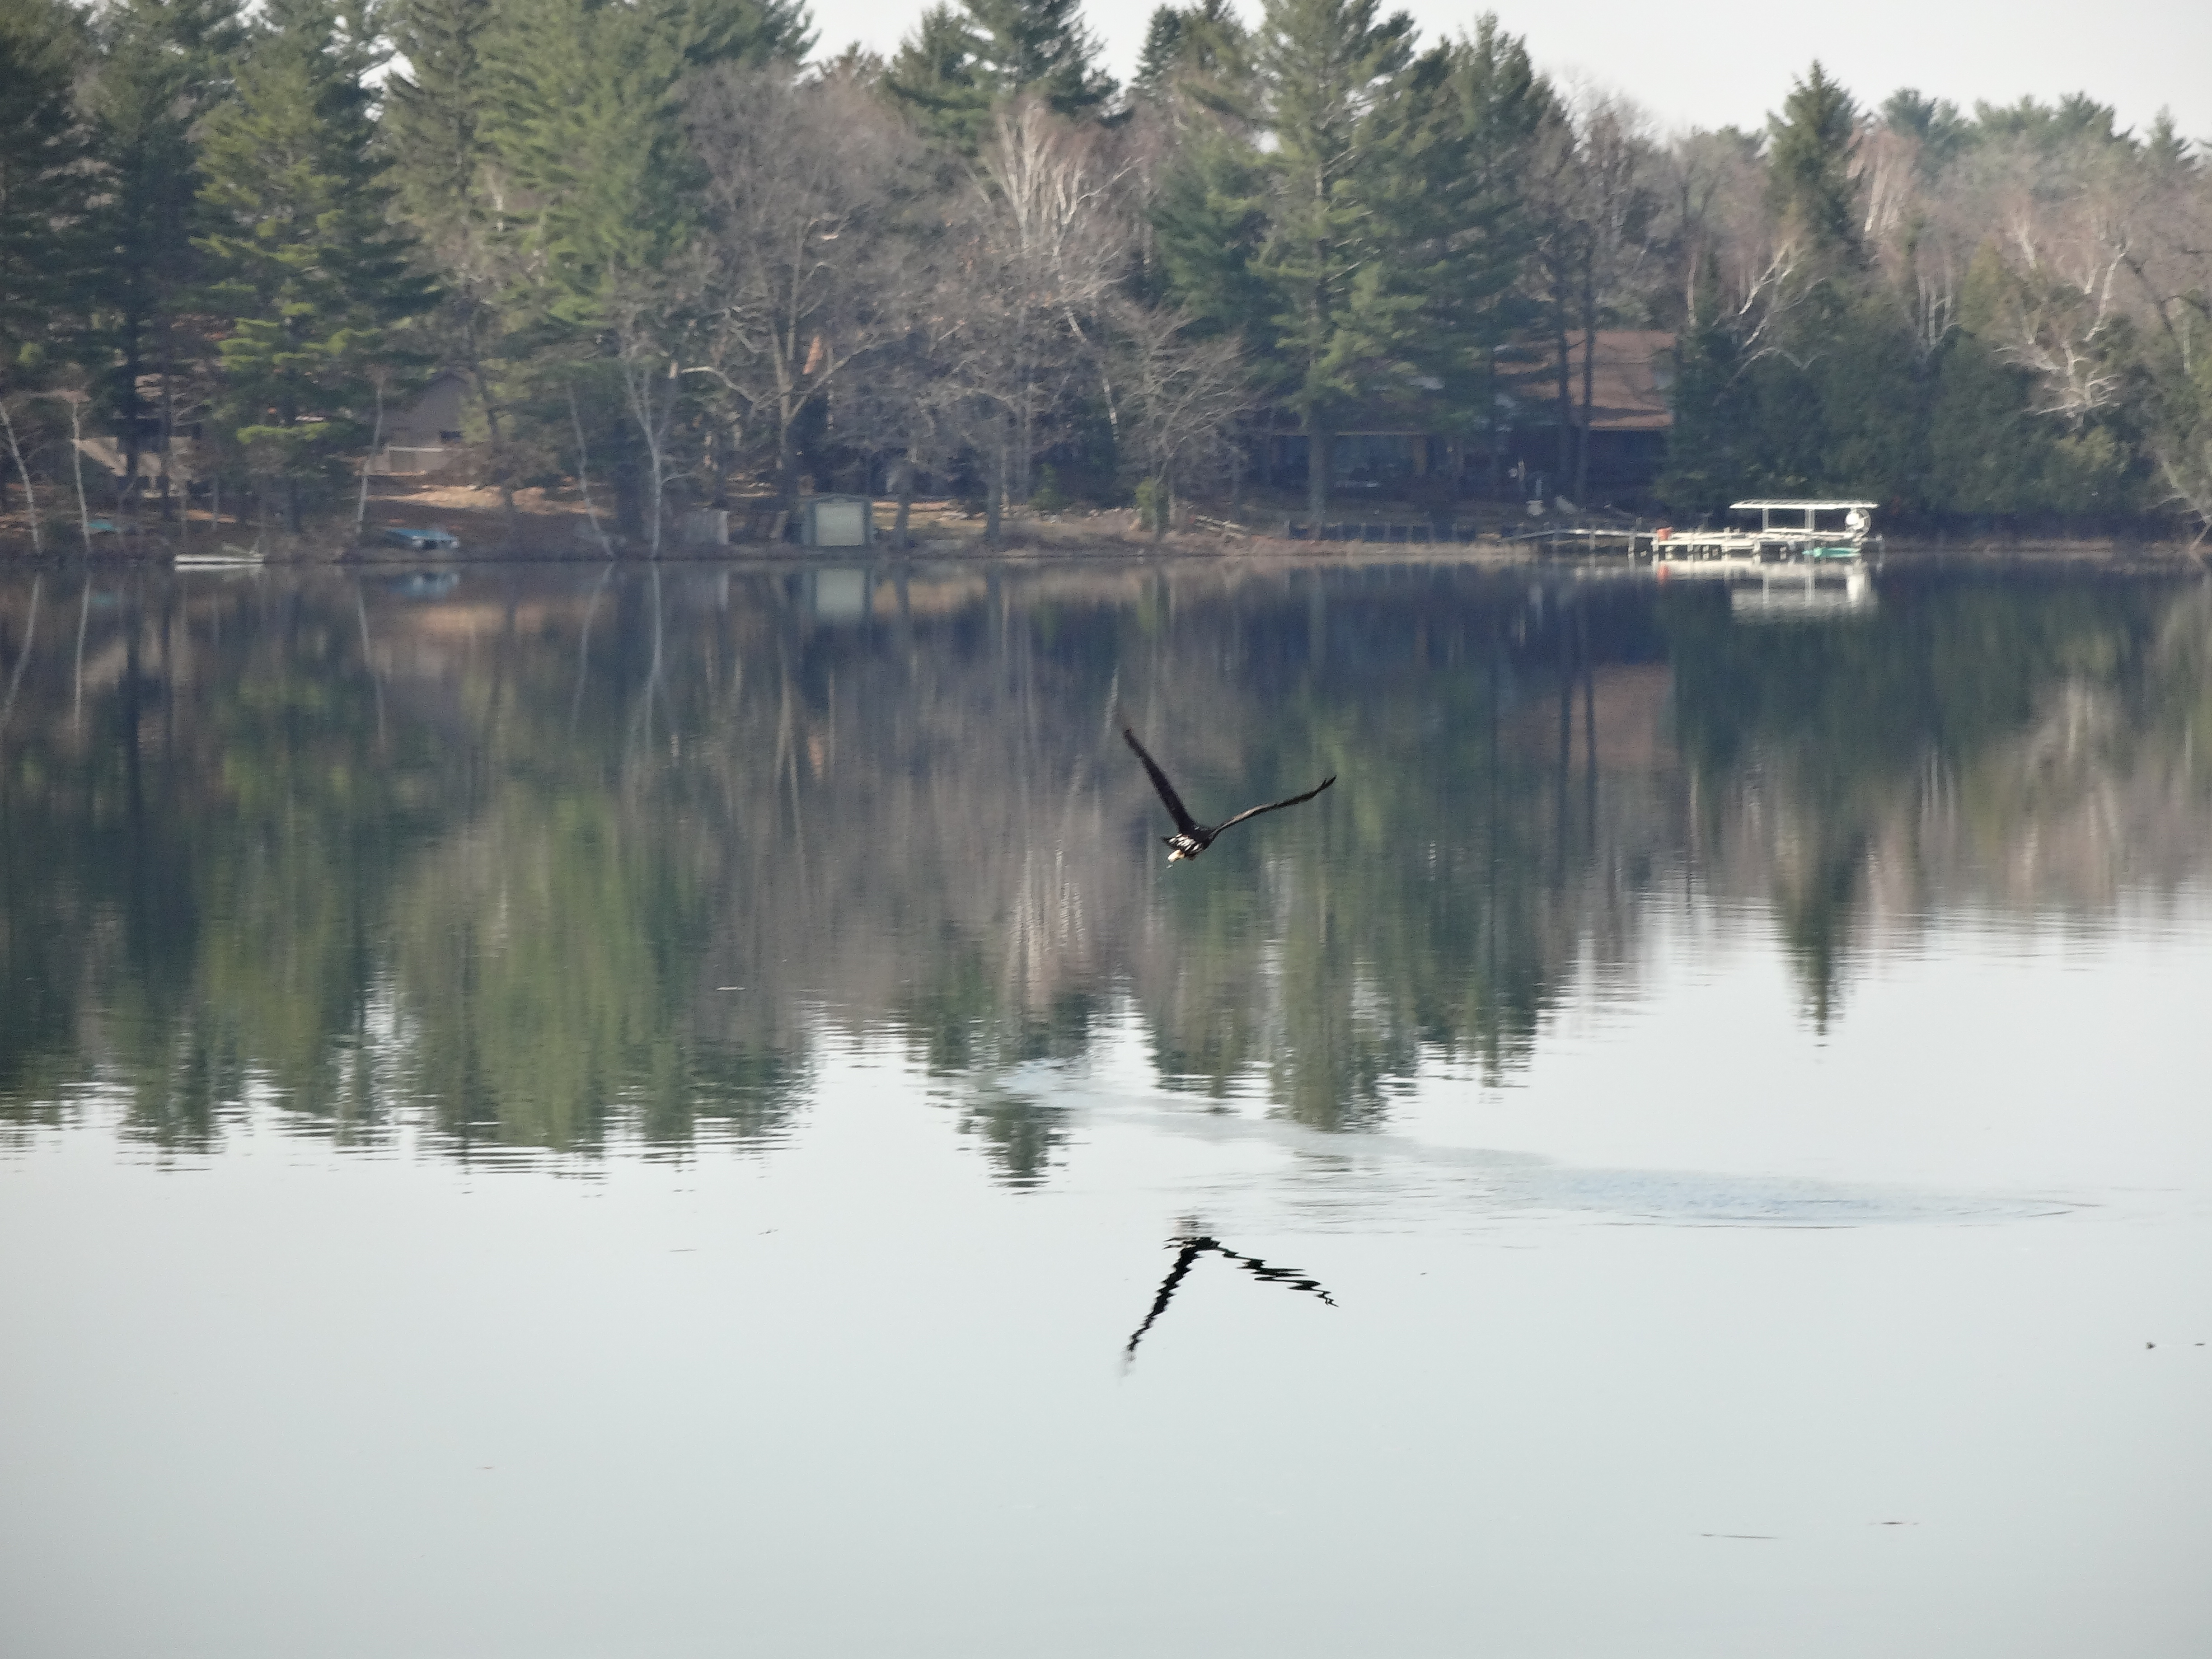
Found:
797,494 -> 873,548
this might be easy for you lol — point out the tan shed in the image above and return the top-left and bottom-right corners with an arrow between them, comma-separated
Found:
798,495 -> 873,548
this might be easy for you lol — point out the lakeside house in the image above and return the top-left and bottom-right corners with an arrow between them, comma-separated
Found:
61,370 -> 473,495
368,371 -> 470,476
1251,330 -> 1674,503
1499,329 -> 1674,499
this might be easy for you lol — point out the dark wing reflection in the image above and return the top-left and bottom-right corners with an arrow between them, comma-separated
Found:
1121,1237 -> 1211,1363
1122,1233 -> 1336,1366
1210,1240 -> 1337,1305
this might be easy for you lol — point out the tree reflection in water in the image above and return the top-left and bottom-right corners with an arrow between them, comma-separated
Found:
1,563 -> 2207,1171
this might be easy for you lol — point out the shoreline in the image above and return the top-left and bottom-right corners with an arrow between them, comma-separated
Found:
6,545 -> 2205,578
3,502 -> 2204,576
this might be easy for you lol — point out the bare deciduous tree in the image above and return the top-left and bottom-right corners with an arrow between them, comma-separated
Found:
685,67 -> 922,504
609,275 -> 698,557
1105,297 -> 1247,535
1526,91 -> 1661,500
945,97 -> 1135,538
1945,132 -> 2149,420
1570,94 -> 1659,498
831,303 -> 968,550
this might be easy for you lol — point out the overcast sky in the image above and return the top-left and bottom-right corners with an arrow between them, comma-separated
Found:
809,0 -> 2212,143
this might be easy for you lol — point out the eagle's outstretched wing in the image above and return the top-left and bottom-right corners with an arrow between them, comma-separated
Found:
1122,727 -> 1201,836
1213,773 -> 1336,835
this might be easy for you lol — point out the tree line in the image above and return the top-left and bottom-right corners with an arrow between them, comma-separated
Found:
1,0 -> 2209,544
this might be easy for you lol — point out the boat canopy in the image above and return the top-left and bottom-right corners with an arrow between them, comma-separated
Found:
1728,500 -> 1878,511
1726,498 -> 1876,535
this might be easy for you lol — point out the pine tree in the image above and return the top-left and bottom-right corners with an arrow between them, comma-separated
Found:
195,0 -> 431,527
1804,289 -> 1921,499
1359,36 -> 1524,470
478,0 -> 670,528
1880,87 -> 1970,174
486,0 -> 803,328
1133,0 -> 1247,118
0,0 -> 92,384
964,0 -> 1112,113
671,0 -> 815,70
1928,325 -> 2048,513
1659,253 -> 1746,513
1768,62 -> 1861,262
1134,5 -> 1183,96
479,0 -> 806,534
890,0 -> 1113,148
886,6 -> 990,150
1249,0 -> 1418,520
1970,92 -> 2122,153
2145,333 -> 2211,539
1153,124 -> 1271,324
486,0 -> 692,329
1439,17 -> 1549,492
384,0 -> 513,483
88,0 -> 247,493
384,0 -> 495,237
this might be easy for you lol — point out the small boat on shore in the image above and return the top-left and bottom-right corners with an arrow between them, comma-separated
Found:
382,525 -> 460,552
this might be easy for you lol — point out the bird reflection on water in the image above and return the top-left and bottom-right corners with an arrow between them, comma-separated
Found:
1122,1233 -> 1336,1366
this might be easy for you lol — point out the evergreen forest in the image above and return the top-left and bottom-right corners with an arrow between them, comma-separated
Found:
2,0 -> 2210,544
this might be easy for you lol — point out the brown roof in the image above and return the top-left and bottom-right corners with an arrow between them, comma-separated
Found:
1503,330 -> 1674,431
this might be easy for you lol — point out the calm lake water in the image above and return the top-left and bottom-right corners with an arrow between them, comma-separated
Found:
2,558 -> 2209,1657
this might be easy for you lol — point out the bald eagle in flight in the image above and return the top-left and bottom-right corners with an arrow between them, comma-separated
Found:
1123,726 -> 1335,862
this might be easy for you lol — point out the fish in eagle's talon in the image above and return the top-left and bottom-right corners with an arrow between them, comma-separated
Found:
1122,726 -> 1335,862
